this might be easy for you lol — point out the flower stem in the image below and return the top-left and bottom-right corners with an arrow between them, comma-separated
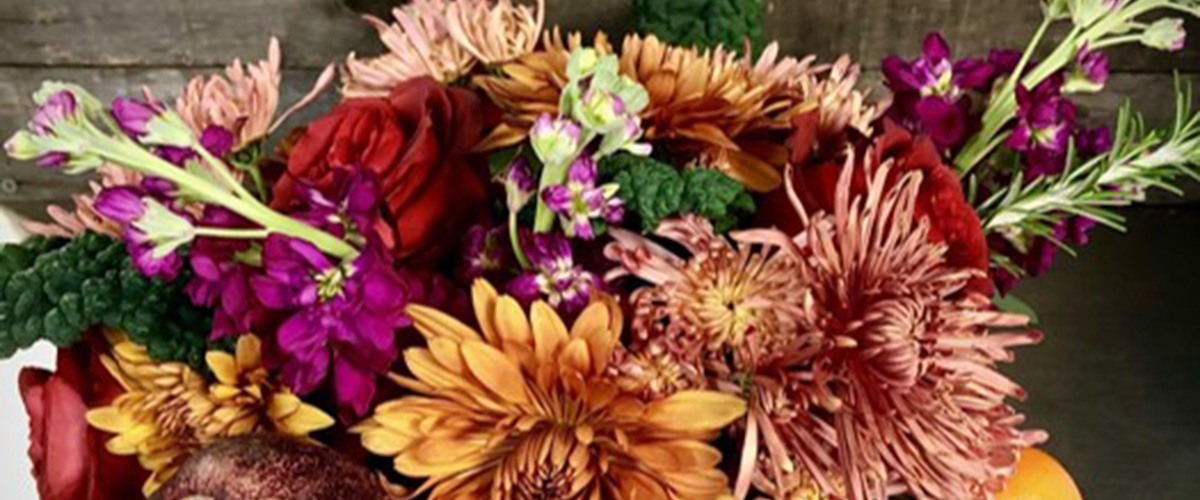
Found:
510,211 -> 531,269
88,132 -> 357,259
194,227 -> 271,239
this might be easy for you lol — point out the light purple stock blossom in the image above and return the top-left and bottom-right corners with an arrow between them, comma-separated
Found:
507,231 -> 600,315
541,156 -> 623,239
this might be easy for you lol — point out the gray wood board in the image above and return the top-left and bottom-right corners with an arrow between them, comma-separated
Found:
0,0 -> 1196,72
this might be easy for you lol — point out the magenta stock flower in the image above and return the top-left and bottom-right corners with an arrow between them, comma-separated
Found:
185,207 -> 263,340
1008,75 -> 1078,177
21,90 -> 79,168
507,231 -> 600,315
156,126 -> 235,166
287,166 -> 386,246
504,157 -> 536,211
457,224 -> 509,282
541,156 -> 623,239
110,97 -> 161,138
94,186 -> 193,280
882,33 -> 997,148
251,235 -> 415,417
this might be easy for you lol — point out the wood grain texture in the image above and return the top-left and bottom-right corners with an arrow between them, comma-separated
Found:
0,0 -> 1195,71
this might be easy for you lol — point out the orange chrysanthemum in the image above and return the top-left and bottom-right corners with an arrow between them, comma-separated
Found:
476,33 -> 880,192
355,280 -> 747,500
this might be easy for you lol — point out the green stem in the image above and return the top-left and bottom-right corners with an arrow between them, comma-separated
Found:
533,160 -> 569,233
1089,34 -> 1144,50
954,19 -> 1069,173
90,133 -> 357,259
194,227 -> 271,239
509,211 -> 531,269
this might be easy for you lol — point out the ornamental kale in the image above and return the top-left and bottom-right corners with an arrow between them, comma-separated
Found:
0,232 -> 218,368
634,0 -> 767,54
600,153 -> 755,232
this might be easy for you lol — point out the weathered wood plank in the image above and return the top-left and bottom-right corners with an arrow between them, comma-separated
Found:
0,0 -> 1195,72
0,67 -> 334,221
768,0 -> 1200,73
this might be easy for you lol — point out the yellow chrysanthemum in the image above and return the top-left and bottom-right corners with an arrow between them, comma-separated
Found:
86,331 -> 335,495
355,280 -> 747,500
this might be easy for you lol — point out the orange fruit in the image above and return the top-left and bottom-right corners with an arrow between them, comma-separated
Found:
997,448 -> 1083,500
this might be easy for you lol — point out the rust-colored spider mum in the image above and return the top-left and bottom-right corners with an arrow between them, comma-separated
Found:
604,215 -> 809,390
731,157 -> 1046,500
354,279 -> 747,500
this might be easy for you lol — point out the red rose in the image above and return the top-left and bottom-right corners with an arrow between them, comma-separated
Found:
274,76 -> 487,265
18,332 -> 147,500
763,115 -> 993,297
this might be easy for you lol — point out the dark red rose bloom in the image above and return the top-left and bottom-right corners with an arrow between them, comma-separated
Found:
18,332 -> 148,500
273,76 -> 487,265
763,117 -> 994,297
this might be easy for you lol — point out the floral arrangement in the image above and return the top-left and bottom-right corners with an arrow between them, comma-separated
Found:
3,0 -> 1198,499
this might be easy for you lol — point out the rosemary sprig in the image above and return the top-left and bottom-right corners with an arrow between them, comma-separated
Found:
978,76 -> 1200,247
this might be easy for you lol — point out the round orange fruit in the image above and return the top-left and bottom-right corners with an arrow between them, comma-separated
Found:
997,448 -> 1083,500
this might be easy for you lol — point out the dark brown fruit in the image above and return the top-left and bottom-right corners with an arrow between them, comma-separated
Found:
152,435 -> 388,500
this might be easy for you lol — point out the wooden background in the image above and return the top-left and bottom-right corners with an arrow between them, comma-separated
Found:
0,1 -> 1198,499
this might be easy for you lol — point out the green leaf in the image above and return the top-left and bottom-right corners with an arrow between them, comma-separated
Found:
993,294 -> 1041,324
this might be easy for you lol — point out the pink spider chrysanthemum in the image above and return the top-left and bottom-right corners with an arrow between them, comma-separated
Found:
176,37 -> 334,150
604,215 -> 809,397
733,156 -> 1047,500
343,0 -> 476,98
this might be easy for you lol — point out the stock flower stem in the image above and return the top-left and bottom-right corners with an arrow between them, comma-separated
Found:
509,212 -> 532,269
193,227 -> 271,239
533,160 -> 568,233
89,133 -> 357,259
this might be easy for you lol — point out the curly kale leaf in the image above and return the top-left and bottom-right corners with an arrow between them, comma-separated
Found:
680,169 -> 756,233
0,232 -> 217,368
600,153 -> 755,232
634,0 -> 767,55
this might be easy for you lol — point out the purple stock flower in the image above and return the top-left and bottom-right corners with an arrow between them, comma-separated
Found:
1076,126 -> 1114,157
1064,45 -> 1110,93
289,166 -> 384,245
111,97 -> 161,138
186,207 -> 264,340
504,158 -> 536,211
156,126 -> 235,166
94,186 -> 192,280
541,156 -> 623,239
32,91 -> 77,135
988,49 -> 1024,76
507,231 -> 600,315
1008,75 -> 1077,177
20,90 -> 79,168
882,33 -> 997,148
457,224 -> 510,282
252,235 -> 415,416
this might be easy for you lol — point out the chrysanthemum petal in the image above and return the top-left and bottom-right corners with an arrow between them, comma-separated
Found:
645,390 -> 747,433
461,341 -> 530,405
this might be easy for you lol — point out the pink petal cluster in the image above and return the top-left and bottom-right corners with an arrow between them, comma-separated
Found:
731,158 -> 1046,500
176,38 -> 334,149
23,165 -> 141,238
343,0 -> 545,98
